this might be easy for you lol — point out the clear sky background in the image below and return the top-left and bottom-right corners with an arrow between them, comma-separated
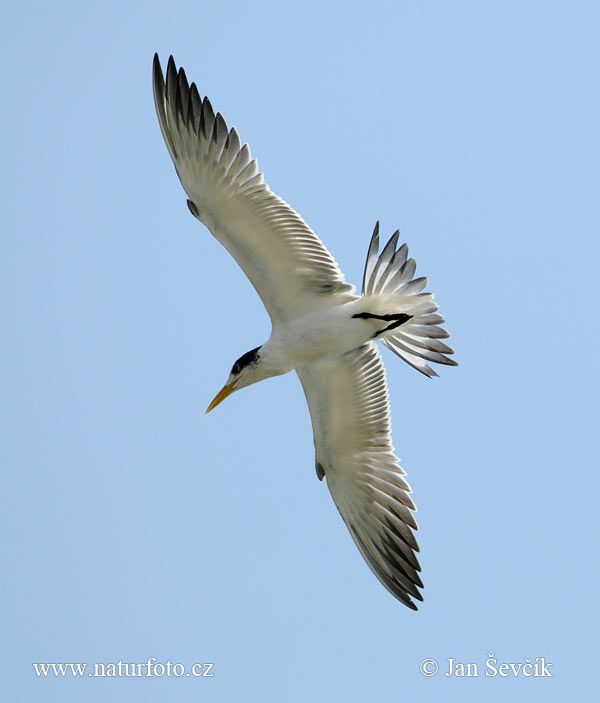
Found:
3,1 -> 598,701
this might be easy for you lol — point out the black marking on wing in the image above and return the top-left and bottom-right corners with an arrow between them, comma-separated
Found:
315,462 -> 325,481
352,312 -> 413,338
187,199 -> 200,218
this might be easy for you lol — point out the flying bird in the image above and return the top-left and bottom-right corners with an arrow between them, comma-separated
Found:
152,54 -> 456,609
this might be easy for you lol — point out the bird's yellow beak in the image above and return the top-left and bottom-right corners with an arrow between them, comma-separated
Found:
205,381 -> 237,414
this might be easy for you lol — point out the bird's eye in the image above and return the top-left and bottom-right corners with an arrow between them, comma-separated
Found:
231,363 -> 240,375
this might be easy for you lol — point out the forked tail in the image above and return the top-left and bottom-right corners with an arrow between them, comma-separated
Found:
362,222 -> 457,377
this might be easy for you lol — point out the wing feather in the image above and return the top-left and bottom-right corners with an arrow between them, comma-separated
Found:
296,343 -> 423,609
153,54 -> 354,322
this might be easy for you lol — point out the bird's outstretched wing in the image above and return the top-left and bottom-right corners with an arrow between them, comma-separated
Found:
152,54 -> 355,323
296,343 -> 423,609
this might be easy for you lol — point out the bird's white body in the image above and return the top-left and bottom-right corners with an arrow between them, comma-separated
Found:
263,298 -> 372,373
153,54 -> 456,609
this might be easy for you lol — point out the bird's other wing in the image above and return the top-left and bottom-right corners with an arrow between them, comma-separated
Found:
296,343 -> 423,609
153,54 -> 355,323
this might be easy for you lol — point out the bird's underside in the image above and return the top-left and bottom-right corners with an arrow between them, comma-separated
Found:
153,54 -> 456,609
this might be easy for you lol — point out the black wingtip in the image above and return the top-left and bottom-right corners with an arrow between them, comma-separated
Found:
165,56 -> 177,88
178,65 -> 189,88
152,53 -> 163,85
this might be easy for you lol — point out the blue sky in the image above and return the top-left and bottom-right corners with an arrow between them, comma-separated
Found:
3,1 -> 598,700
